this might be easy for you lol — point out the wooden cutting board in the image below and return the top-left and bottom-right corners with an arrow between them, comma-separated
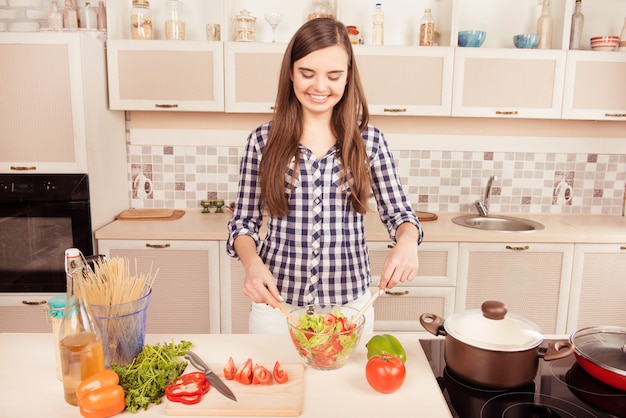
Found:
116,209 -> 186,220
165,363 -> 305,416
415,211 -> 438,221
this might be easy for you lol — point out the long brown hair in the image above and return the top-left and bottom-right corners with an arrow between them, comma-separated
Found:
259,18 -> 371,217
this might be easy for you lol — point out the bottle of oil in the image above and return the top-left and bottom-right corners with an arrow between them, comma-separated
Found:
59,248 -> 104,406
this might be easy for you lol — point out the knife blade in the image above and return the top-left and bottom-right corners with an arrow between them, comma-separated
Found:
185,351 -> 237,402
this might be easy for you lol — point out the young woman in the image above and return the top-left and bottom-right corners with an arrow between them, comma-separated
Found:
226,18 -> 423,334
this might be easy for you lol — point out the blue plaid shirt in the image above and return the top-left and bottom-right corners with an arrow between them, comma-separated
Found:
226,122 -> 423,307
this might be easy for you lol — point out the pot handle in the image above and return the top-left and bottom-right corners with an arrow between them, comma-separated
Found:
539,340 -> 575,361
419,313 -> 446,336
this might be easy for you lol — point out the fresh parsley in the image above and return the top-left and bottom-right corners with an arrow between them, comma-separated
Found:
111,340 -> 193,413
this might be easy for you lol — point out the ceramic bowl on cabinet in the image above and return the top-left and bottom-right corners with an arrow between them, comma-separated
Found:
513,34 -> 540,49
458,30 -> 486,47
590,36 -> 619,51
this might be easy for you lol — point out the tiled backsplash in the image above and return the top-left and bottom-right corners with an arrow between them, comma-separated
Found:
128,144 -> 626,216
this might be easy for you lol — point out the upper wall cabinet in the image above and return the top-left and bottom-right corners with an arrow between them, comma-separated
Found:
452,48 -> 566,119
107,40 -> 224,112
104,0 -> 626,120
561,51 -> 626,121
355,46 -> 454,116
224,42 -> 284,113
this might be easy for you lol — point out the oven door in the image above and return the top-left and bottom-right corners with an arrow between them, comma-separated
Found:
0,200 -> 93,292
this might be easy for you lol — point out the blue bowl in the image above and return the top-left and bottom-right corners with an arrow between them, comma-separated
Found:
458,30 -> 487,47
513,34 -> 540,49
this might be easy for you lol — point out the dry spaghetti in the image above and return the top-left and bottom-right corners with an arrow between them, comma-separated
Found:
78,256 -> 158,366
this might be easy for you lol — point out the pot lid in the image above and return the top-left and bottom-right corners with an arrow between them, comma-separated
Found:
571,326 -> 626,376
444,301 -> 543,351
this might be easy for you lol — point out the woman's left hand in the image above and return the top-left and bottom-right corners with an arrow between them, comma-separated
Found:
379,223 -> 420,289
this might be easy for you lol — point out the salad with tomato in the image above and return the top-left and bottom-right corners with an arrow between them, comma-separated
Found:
288,308 -> 362,369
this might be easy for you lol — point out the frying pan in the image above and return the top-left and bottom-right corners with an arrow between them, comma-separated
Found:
570,326 -> 626,391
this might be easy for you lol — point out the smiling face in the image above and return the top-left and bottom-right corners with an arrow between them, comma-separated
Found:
291,44 -> 349,118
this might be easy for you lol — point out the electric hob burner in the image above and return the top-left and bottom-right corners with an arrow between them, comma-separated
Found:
420,339 -> 626,418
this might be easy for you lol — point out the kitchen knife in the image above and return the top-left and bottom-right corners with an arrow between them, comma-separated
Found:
185,351 -> 237,402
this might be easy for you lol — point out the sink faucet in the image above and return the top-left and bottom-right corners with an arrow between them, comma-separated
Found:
474,175 -> 498,217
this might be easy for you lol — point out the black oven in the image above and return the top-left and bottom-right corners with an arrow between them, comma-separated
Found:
0,174 -> 93,293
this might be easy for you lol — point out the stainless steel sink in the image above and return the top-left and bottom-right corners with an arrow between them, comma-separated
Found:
452,214 -> 545,232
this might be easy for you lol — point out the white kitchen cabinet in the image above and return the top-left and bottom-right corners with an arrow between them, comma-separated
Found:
107,40 -> 224,111
355,46 -> 454,116
0,295 -> 57,332
367,241 -> 458,332
96,239 -> 221,334
567,243 -> 626,333
452,48 -> 567,119
457,242 -> 574,334
224,42 -> 285,113
561,51 -> 626,121
0,32 -> 128,231
219,246 -> 249,334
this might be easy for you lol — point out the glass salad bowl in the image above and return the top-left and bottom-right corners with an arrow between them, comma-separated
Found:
287,305 -> 364,370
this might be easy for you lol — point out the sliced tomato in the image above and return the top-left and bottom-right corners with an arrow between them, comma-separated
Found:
223,356 -> 236,380
235,358 -> 254,385
324,313 -> 337,327
273,361 -> 288,384
252,364 -> 273,385
337,317 -> 347,332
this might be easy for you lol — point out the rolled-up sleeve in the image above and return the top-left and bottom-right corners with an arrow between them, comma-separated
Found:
226,125 -> 268,258
366,126 -> 423,245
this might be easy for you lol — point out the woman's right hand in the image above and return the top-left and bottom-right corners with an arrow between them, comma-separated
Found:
233,234 -> 282,307
242,258 -> 282,308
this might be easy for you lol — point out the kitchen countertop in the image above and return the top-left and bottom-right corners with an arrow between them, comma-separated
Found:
0,332 -> 452,418
95,210 -> 626,244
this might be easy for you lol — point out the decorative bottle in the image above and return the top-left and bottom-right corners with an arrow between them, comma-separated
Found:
537,0 -> 553,49
569,0 -> 584,50
165,0 -> 185,40
48,0 -> 63,30
130,0 -> 153,40
79,2 -> 98,29
97,1 -> 107,31
58,248 -> 105,406
62,0 -> 78,30
419,8 -> 435,46
371,3 -> 384,45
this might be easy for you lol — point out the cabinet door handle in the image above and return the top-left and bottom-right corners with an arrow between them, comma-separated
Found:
155,104 -> 179,109
383,108 -> 407,113
620,246 -> 626,251
505,245 -> 529,251
605,113 -> 626,118
495,111 -> 518,115
384,290 -> 409,296
10,166 -> 37,171
22,300 -> 46,305
145,243 -> 171,249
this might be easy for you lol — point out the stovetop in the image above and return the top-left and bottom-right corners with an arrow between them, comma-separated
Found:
419,339 -> 626,418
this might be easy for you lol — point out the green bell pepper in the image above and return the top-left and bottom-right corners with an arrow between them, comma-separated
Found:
366,334 -> 406,363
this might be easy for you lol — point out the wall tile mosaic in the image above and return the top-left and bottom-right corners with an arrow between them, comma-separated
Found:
128,145 -> 626,216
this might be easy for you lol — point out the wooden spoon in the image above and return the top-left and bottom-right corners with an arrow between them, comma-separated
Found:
350,288 -> 385,326
266,287 -> 300,327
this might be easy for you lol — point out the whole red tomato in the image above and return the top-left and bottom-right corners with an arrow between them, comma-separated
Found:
365,354 -> 406,394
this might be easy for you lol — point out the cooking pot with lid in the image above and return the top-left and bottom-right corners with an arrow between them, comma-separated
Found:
420,300 -> 574,388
